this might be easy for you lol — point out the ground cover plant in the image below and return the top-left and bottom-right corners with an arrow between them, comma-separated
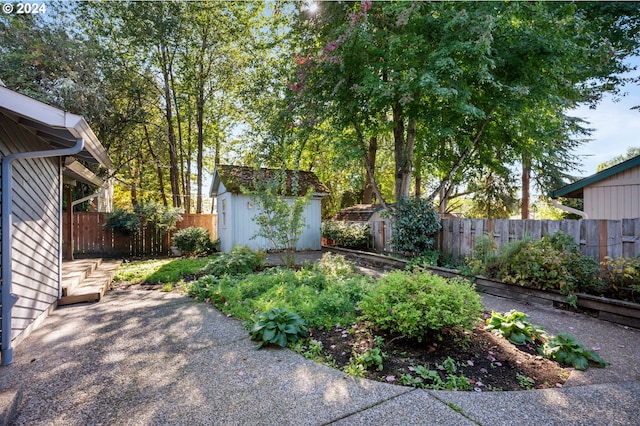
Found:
178,250 -> 603,391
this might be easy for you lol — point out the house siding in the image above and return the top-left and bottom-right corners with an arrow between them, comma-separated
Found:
0,112 -> 61,345
584,164 -> 640,219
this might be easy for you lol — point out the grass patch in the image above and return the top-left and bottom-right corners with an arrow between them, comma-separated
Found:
114,257 -> 214,284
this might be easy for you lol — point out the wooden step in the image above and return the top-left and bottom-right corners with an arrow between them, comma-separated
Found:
61,259 -> 102,297
59,260 -> 121,306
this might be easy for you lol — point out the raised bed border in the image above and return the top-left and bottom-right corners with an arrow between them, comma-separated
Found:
324,245 -> 640,329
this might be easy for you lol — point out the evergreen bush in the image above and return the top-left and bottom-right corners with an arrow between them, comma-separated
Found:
389,197 -> 441,256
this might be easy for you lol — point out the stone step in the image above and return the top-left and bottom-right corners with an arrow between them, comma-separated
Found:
59,260 -> 121,306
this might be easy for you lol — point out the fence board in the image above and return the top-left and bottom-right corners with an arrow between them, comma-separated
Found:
372,217 -> 640,263
64,212 -> 218,259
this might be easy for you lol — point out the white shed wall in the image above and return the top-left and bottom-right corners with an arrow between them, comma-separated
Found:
216,191 -> 322,253
584,165 -> 640,220
0,112 -> 61,344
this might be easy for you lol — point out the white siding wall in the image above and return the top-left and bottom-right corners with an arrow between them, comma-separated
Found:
585,165 -> 640,219
216,192 -> 322,253
0,113 -> 60,344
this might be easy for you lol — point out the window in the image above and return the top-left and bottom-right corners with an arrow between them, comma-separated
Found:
222,199 -> 227,227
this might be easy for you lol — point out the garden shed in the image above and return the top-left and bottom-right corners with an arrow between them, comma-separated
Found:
549,155 -> 640,220
0,86 -> 111,365
333,203 -> 385,223
209,165 -> 330,253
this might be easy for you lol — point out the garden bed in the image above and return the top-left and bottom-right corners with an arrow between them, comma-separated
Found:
325,246 -> 640,329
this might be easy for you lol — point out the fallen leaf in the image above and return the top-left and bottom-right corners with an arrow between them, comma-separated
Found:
386,376 -> 396,382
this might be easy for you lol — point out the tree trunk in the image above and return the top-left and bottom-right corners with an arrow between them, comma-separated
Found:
521,152 -> 531,219
196,78 -> 204,213
392,103 -> 416,201
362,136 -> 378,204
353,122 -> 387,209
159,43 -> 182,208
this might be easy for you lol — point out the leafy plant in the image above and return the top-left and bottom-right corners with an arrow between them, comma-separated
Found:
540,333 -> 608,370
311,252 -> 357,278
247,171 -> 313,268
471,232 -> 602,307
601,255 -> 640,293
344,360 -> 366,377
105,203 -> 184,236
389,197 -> 441,256
173,227 -> 217,256
358,270 -> 482,341
407,251 -> 440,270
354,347 -> 388,371
105,208 -> 141,235
250,307 -> 308,349
200,246 -> 266,276
401,363 -> 472,391
516,373 -> 535,390
189,265 -> 368,329
321,221 -> 372,249
485,310 -> 548,345
134,202 -> 183,234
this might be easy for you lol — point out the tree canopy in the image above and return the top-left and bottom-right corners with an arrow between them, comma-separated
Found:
1,1 -> 638,218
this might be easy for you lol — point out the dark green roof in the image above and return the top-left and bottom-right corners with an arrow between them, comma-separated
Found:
209,165 -> 330,197
549,155 -> 640,199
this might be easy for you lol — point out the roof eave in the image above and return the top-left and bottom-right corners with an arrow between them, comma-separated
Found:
0,86 -> 111,168
550,155 -> 640,199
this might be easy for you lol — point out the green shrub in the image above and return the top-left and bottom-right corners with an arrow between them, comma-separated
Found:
601,255 -> 640,292
200,246 -> 265,276
250,307 -> 308,349
499,232 -> 600,303
105,208 -> 141,235
469,232 -> 602,305
311,252 -> 357,278
358,270 -> 482,341
173,227 -> 217,256
322,221 -> 372,249
466,234 -> 499,276
389,197 -> 441,256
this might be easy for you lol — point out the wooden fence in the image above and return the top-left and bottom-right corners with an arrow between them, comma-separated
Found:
63,212 -> 218,259
370,217 -> 640,262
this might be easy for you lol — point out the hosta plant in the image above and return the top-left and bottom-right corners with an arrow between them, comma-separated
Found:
485,310 -> 548,345
540,333 -> 608,370
250,307 -> 308,349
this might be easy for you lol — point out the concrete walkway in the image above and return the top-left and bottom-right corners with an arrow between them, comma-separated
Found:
0,287 -> 638,425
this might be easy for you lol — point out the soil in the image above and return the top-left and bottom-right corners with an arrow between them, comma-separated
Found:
308,312 -> 570,392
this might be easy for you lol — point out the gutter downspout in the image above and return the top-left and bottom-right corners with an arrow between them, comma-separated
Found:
551,198 -> 589,219
68,188 -> 106,261
2,137 -> 84,366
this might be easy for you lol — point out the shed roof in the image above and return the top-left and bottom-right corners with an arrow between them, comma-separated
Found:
210,165 -> 330,197
334,204 -> 384,222
549,155 -> 640,199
